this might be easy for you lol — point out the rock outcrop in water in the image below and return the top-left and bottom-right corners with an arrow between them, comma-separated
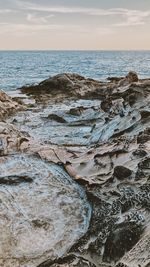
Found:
0,71 -> 150,267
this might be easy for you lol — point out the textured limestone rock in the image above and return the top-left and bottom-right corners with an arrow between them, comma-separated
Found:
0,90 -> 23,120
0,122 -> 30,155
0,72 -> 150,267
0,155 -> 91,267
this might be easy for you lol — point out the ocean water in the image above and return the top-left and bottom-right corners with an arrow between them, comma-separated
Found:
0,50 -> 150,92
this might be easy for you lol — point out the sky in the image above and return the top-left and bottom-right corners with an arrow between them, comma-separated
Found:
0,0 -> 150,50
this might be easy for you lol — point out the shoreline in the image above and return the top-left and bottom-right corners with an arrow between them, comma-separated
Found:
0,71 -> 150,267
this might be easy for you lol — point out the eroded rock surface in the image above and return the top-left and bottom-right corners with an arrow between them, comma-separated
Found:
0,71 -> 150,267
0,90 -> 24,120
0,155 -> 91,267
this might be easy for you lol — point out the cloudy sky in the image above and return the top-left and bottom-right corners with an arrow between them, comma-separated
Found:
0,0 -> 150,50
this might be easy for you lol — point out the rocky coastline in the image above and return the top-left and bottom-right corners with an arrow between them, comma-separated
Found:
0,71 -> 150,267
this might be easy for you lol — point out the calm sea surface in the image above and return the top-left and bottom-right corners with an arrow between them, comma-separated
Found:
0,50 -> 150,92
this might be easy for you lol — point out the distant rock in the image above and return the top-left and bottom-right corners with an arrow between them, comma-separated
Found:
20,73 -> 103,98
126,71 -> 138,83
118,71 -> 138,86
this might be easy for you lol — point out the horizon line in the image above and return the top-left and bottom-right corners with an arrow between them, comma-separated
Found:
0,49 -> 150,52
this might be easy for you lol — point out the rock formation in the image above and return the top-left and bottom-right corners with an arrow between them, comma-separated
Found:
0,71 -> 150,267
0,90 -> 24,120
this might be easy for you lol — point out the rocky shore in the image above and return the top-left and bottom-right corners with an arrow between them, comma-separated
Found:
0,71 -> 150,267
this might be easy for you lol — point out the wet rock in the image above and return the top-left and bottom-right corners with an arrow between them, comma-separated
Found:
116,233 -> 150,267
46,114 -> 67,123
132,149 -> 147,158
67,106 -> 88,116
137,128 -> 150,144
107,76 -> 124,82
140,110 -> 150,119
39,255 -> 98,267
103,219 -> 144,262
0,174 -> 33,185
113,166 -> 132,180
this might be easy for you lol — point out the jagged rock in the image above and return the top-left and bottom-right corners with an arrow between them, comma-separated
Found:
126,71 -> 138,83
118,71 -> 138,87
0,122 -> 30,155
0,90 -> 24,120
20,73 -> 101,98
39,255 -> 98,267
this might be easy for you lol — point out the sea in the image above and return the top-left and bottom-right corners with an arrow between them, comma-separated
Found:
0,50 -> 150,92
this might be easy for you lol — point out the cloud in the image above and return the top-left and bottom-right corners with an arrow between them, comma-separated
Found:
26,13 -> 54,24
25,5 -> 113,15
114,9 -> 150,26
1,1 -> 150,32
0,9 -> 13,13
12,1 -> 150,16
0,22 -> 113,37
11,1 -> 150,27
0,22 -> 69,36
